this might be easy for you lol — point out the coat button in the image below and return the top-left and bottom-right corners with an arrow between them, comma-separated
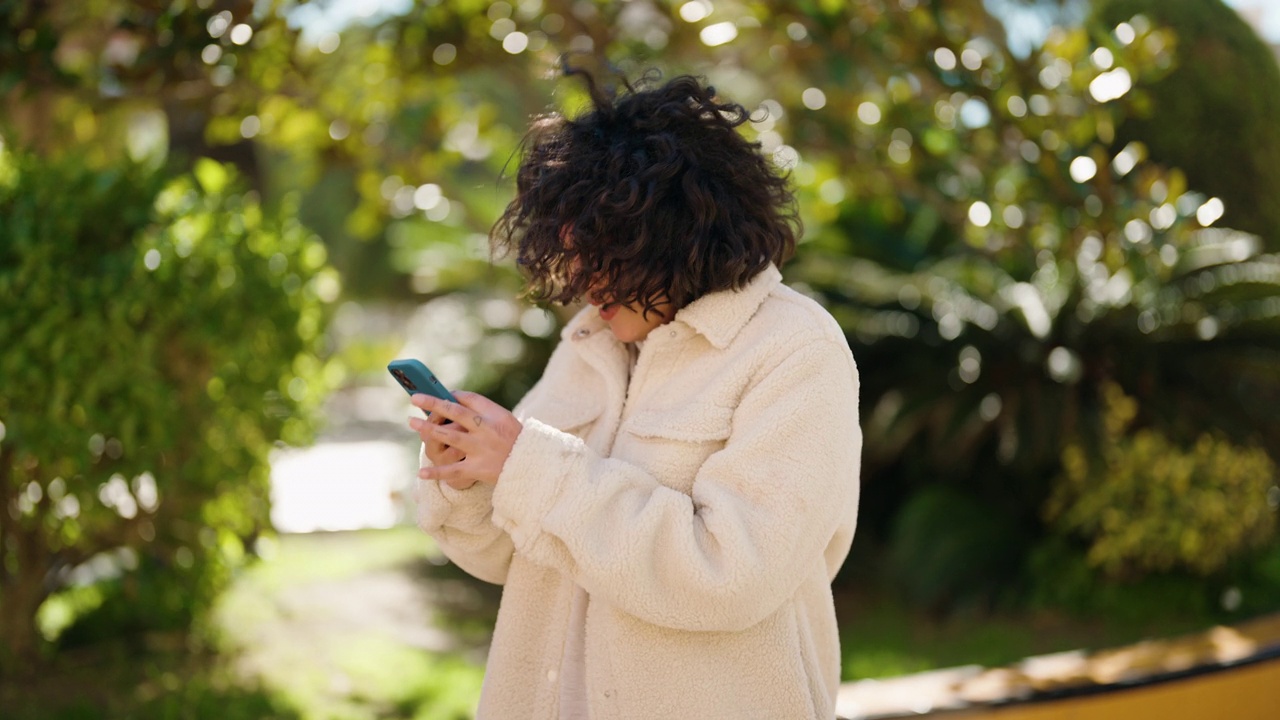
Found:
547,669 -> 558,682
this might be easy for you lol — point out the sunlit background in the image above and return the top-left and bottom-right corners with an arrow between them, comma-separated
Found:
278,0 -> 1280,533
3,1 -> 1280,718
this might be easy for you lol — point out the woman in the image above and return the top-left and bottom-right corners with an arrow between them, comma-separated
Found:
409,68 -> 861,719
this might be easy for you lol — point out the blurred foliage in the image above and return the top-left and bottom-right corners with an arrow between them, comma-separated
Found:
0,0 -> 267,167
1025,534 -> 1280,625
1,632 -> 302,720
885,485 -> 1027,611
1048,382 -> 1277,578
0,151 -> 336,669
2,0 -> 1279,635
1094,0 -> 1280,249
772,2 -> 1280,600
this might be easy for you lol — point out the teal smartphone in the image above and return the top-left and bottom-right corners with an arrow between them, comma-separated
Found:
387,359 -> 458,404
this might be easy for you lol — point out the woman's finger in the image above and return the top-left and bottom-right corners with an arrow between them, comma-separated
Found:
424,436 -> 464,465
452,391 -> 505,431
452,390 -> 502,413
425,416 -> 454,451
410,413 -> 466,467
427,435 -> 453,457
425,446 -> 465,467
423,421 -> 479,454
443,475 -> 478,491
448,391 -> 504,432
420,459 -> 468,483
410,417 -> 460,456
410,393 -> 469,424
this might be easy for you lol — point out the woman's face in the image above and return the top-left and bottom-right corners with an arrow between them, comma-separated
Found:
588,294 -> 673,343
564,233 -> 674,342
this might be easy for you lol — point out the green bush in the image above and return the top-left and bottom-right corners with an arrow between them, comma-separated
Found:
1048,383 -> 1277,578
0,151 -> 337,670
1024,537 -> 1218,624
885,485 -> 1027,611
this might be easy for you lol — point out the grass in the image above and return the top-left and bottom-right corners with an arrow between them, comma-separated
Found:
3,526 -> 1243,719
3,527 -> 491,720
0,634 -> 299,720
210,527 -> 490,720
835,586 -> 1217,681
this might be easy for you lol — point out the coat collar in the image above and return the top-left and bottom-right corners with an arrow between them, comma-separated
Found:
560,264 -> 782,350
674,264 -> 781,349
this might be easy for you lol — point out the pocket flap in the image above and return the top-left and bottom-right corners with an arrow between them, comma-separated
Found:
526,398 -> 603,433
622,403 -> 734,443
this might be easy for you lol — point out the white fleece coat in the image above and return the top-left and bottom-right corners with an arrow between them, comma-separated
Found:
415,265 -> 862,719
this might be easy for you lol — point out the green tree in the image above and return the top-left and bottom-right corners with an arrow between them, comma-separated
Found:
0,1 -> 271,166
0,153 -> 336,669
776,3 -> 1280,593
1094,0 -> 1280,248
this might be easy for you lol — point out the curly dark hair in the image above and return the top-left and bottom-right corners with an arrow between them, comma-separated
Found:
491,65 -> 800,318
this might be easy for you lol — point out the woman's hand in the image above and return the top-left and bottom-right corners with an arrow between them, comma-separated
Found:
408,391 -> 523,490
418,399 -> 466,468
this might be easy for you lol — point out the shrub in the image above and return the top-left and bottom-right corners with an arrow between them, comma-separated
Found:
0,151 -> 337,669
886,485 -> 1027,611
1047,383 -> 1277,578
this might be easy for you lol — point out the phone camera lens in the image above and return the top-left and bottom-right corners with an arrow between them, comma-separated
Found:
393,369 -> 417,390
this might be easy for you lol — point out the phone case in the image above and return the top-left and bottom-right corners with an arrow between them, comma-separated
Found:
387,359 -> 458,403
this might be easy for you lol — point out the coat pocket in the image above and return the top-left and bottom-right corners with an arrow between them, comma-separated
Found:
524,397 -> 603,435
621,403 -> 733,443
617,404 -> 734,494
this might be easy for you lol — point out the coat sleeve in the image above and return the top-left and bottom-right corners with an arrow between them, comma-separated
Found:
489,337 -> 861,632
412,369 -> 571,585
414,443 -> 515,585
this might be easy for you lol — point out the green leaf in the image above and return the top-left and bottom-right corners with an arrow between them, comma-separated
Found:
193,158 -> 230,196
